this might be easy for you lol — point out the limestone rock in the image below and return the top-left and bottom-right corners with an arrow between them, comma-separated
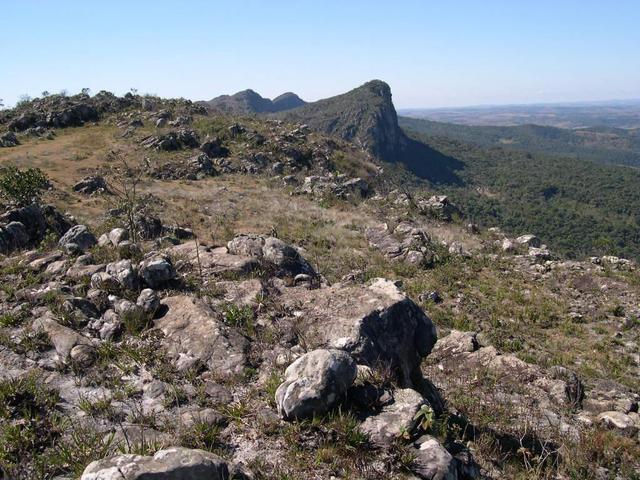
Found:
139,255 -> 176,288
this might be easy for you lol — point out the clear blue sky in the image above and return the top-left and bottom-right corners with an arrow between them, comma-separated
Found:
1,0 -> 639,108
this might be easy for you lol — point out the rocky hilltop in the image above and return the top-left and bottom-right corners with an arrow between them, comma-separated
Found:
278,80 -> 402,160
0,88 -> 637,479
204,90 -> 306,114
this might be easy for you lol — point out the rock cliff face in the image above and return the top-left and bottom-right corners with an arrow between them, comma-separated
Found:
278,80 -> 402,160
204,89 -> 306,114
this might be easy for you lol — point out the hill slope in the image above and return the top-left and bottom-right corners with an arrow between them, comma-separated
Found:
0,90 -> 638,479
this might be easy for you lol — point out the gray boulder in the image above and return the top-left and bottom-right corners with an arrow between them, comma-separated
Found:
58,224 -> 97,252
137,288 -> 160,316
139,255 -> 176,288
80,446 -> 229,480
275,349 -> 357,420
32,315 -> 95,365
108,227 -> 129,246
411,435 -> 459,480
106,259 -> 138,290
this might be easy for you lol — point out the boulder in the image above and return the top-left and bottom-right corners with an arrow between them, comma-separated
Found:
360,388 -> 429,447
0,221 -> 30,252
597,411 -> 639,437
32,316 -> 94,364
165,241 -> 259,277
58,224 -> 97,252
275,349 -> 357,420
137,288 -> 160,316
411,435 -> 459,480
139,256 -> 176,288
106,259 -> 138,290
516,234 -> 542,248
156,296 -> 248,376
108,227 -> 129,246
80,447 -> 229,480
200,136 -> 228,157
0,131 -> 19,147
91,271 -> 120,291
279,278 -> 437,386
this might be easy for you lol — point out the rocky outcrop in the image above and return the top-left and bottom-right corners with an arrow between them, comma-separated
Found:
58,224 -> 97,253
365,222 -> 434,267
424,331 -> 586,437
301,174 -> 369,198
279,278 -> 437,386
360,388 -> 429,447
140,129 -> 200,151
0,131 -> 19,147
72,175 -> 108,195
227,234 -> 316,277
0,204 -> 73,254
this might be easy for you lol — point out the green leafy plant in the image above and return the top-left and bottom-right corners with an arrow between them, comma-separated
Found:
413,404 -> 434,431
0,166 -> 49,206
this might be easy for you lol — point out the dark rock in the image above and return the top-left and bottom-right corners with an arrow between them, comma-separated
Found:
0,131 -> 19,147
200,136 -> 229,157
58,225 -> 97,252
72,176 -> 108,195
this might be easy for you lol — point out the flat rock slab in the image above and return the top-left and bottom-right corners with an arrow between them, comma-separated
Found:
167,241 -> 259,276
81,446 -> 228,480
156,295 -> 248,376
279,278 -> 437,386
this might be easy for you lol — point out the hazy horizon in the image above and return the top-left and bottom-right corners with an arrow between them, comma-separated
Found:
2,0 -> 639,109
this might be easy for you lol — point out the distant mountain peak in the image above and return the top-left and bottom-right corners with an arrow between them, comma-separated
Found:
203,90 -> 306,114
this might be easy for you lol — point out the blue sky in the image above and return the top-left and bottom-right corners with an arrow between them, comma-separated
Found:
1,0 -> 639,108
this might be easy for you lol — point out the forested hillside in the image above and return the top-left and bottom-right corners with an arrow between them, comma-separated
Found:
403,129 -> 640,260
399,116 -> 640,167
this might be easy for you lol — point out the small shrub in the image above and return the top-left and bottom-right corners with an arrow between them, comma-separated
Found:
222,304 -> 255,336
0,311 -> 26,328
0,166 -> 49,206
